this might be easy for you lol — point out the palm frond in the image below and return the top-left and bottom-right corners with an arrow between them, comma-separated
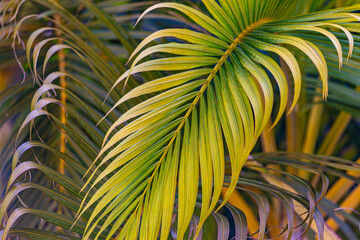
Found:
77,1 -> 360,239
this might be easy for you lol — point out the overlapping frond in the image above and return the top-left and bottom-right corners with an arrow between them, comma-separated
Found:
0,0 -> 154,237
77,1 -> 360,239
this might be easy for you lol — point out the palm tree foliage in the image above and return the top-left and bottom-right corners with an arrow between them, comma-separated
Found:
0,0 -> 360,239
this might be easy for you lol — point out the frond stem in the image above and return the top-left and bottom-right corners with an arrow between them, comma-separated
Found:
54,13 -> 66,176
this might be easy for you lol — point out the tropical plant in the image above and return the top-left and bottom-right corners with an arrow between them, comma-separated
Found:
0,0 -> 360,239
